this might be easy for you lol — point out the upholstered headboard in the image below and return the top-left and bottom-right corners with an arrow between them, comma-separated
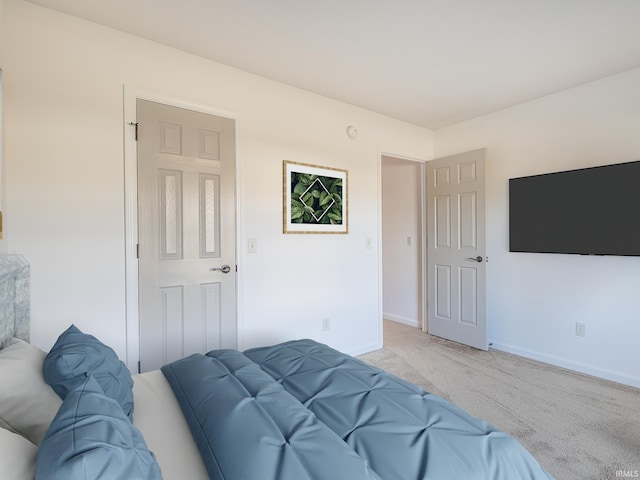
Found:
0,254 -> 30,348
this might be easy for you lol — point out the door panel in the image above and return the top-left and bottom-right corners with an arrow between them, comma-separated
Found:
427,149 -> 487,350
137,99 -> 236,372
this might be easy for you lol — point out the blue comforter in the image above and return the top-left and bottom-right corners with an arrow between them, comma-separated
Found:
161,349 -> 381,480
162,339 -> 553,480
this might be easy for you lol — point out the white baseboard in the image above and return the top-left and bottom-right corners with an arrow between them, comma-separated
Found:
490,341 -> 640,389
346,340 -> 383,358
383,313 -> 420,328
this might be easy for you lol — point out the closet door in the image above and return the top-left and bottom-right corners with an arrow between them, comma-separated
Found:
137,99 -> 237,372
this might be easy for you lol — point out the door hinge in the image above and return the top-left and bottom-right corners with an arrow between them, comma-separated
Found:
129,122 -> 139,141
137,361 -> 141,374
136,244 -> 140,259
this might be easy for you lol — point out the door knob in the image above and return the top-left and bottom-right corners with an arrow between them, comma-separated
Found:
210,264 -> 231,274
467,256 -> 483,263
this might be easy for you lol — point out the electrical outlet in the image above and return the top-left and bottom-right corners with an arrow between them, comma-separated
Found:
365,237 -> 372,250
248,238 -> 257,253
576,322 -> 586,337
322,318 -> 330,332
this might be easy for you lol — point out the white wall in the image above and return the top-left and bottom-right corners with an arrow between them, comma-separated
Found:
5,0 -> 637,388
381,156 -> 422,327
2,0 -> 432,358
434,68 -> 640,387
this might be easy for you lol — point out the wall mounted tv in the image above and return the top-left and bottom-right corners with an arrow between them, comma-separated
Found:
509,160 -> 640,256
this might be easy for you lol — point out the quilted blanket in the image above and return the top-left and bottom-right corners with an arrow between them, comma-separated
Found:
163,339 -> 553,480
161,349 -> 381,480
245,339 -> 553,480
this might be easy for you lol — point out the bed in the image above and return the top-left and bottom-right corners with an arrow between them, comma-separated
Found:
0,254 -> 553,480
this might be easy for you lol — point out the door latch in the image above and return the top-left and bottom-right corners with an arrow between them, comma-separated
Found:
210,264 -> 231,274
466,256 -> 484,263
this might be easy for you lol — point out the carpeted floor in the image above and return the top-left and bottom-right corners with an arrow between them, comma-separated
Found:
357,320 -> 640,480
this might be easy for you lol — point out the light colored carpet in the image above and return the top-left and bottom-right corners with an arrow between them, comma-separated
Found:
357,320 -> 640,480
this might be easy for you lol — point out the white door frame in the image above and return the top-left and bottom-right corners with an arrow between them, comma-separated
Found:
377,150 -> 428,343
123,86 -> 240,372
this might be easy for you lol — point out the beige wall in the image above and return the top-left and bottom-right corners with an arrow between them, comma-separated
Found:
435,68 -> 640,387
2,0 -> 432,358
0,0 -> 5,252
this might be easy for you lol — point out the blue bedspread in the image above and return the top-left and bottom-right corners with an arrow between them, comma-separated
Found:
161,349 -> 381,480
163,339 -> 553,480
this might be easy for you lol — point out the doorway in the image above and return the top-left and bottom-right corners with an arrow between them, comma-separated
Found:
381,149 -> 487,350
381,155 -> 426,331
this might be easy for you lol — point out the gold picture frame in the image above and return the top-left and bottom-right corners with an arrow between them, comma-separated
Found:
283,160 -> 348,234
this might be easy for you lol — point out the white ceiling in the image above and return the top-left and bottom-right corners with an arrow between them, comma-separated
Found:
24,0 -> 640,129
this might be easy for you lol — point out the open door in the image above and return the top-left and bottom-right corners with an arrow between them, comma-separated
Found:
427,149 -> 487,350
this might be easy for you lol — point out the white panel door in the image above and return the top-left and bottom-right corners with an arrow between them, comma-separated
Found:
137,99 -> 236,372
427,149 -> 487,350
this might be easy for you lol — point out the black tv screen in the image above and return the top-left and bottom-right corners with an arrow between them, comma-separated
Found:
509,161 -> 640,256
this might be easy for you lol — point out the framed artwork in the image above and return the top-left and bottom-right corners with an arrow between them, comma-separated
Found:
283,161 -> 348,234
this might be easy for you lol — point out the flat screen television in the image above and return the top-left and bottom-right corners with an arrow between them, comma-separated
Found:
509,160 -> 640,256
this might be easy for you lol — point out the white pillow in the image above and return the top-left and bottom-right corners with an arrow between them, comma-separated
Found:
0,427 -> 38,480
0,338 -> 62,445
